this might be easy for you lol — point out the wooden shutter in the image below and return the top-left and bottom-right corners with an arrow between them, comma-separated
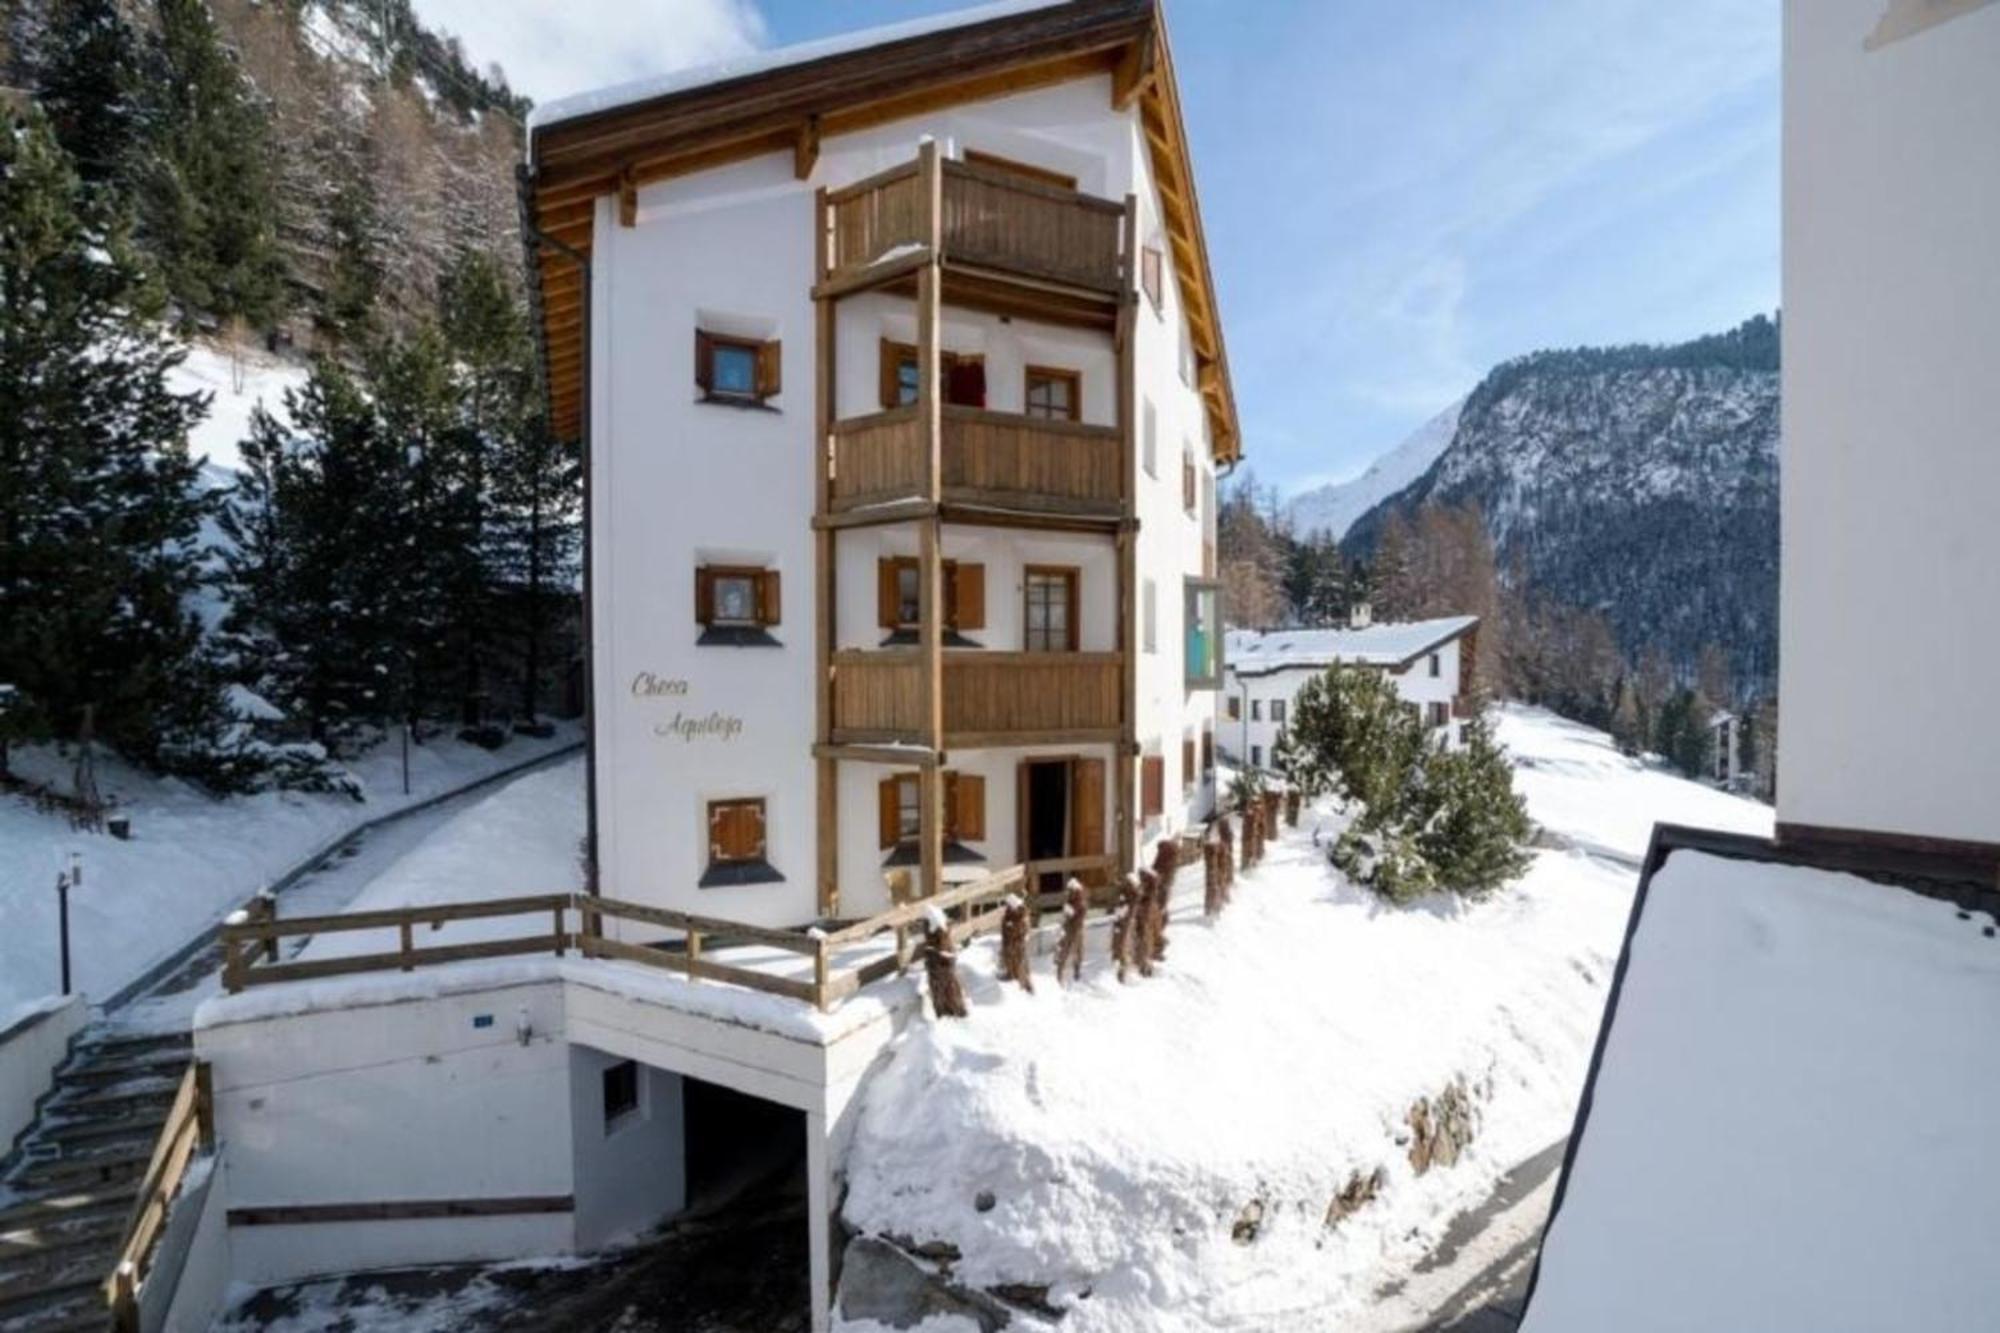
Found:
1182,736 -> 1195,789
878,776 -> 901,849
878,338 -> 901,409
1183,454 -> 1196,510
1141,246 -> 1163,309
757,570 -> 781,626
755,339 -> 781,398
1141,755 -> 1164,818
710,799 -> 763,862
877,558 -> 899,628
1202,728 -> 1214,771
1069,758 -> 1105,880
952,563 -> 985,631
694,329 -> 715,393
950,772 -> 986,842
694,567 -> 714,625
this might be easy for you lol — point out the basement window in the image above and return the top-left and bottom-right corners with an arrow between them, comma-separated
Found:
603,1060 -> 640,1132
700,797 -> 784,888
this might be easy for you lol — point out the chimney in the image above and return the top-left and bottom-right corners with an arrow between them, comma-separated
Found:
1348,601 -> 1373,630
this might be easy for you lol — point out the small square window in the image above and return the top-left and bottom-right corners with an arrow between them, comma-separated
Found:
1429,652 -> 1442,678
1025,367 -> 1080,422
712,573 -> 758,626
1250,745 -> 1262,768
711,342 -> 757,397
603,1060 -> 639,1130
695,565 -> 780,646
696,330 -> 778,406
1271,699 -> 1287,725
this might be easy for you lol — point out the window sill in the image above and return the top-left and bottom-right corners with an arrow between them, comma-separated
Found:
697,394 -> 781,413
698,625 -> 783,648
698,859 -> 786,889
882,840 -> 985,868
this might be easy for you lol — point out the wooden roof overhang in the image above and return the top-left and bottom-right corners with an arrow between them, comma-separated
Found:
519,0 -> 1240,463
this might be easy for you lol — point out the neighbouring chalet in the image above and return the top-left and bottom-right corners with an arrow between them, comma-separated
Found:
1219,612 -> 1479,769
130,7 -> 1243,1333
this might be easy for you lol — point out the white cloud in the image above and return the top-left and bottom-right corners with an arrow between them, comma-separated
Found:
408,0 -> 767,108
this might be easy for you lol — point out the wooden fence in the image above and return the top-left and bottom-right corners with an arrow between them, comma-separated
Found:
105,1062 -> 212,1333
218,857 -> 1117,1015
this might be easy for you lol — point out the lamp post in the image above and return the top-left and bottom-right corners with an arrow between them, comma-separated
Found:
55,851 -> 78,996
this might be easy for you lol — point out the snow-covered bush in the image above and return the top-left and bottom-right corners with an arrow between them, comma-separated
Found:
160,726 -> 363,800
1289,668 -> 1532,903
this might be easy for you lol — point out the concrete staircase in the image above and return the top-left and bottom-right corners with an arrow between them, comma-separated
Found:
0,1029 -> 191,1333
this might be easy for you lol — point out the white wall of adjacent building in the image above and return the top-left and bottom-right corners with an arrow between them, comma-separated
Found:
1778,0 -> 2000,848
1220,635 -> 1467,771
588,72 -> 1221,923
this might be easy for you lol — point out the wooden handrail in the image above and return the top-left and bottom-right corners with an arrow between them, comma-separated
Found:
105,1062 -> 212,1332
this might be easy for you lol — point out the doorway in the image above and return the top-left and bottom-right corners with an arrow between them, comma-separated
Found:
1023,759 -> 1070,893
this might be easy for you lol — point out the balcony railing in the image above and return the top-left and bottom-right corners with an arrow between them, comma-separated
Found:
825,157 -> 1126,295
830,404 -> 1123,518
831,650 -> 1122,745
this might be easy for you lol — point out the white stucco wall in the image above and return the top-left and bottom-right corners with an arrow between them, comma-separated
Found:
591,71 -> 1223,918
1778,0 -> 2000,846
569,1043 -> 686,1251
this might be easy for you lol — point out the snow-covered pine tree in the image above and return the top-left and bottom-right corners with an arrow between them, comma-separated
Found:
0,109 -> 221,769
37,0 -> 146,189
1407,719 -> 1532,898
141,0 -> 287,328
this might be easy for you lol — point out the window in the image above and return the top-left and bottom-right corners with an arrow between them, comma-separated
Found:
1142,398 -> 1157,476
701,797 -> 782,887
1182,448 -> 1197,513
1141,244 -> 1164,313
877,558 -> 985,637
1250,744 -> 1262,769
1251,699 -> 1262,722
880,339 -> 985,409
1024,366 -> 1080,421
1271,699 -> 1287,725
1201,727 -> 1214,772
695,330 -> 779,406
695,565 -> 781,645
1023,565 -> 1079,652
878,771 -> 986,852
602,1060 -> 640,1131
1178,321 -> 1196,388
1141,754 -> 1164,820
1226,696 -> 1241,721
1184,580 -> 1222,689
1182,735 -> 1196,794
1143,579 -> 1157,654
1429,652 -> 1442,678
1427,701 -> 1450,729
963,149 -> 1077,191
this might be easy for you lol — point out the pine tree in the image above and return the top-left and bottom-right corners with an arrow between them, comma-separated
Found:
1408,720 -> 1532,897
1282,665 -> 1425,817
141,0 -> 287,327
38,0 -> 147,189
0,110 -> 220,768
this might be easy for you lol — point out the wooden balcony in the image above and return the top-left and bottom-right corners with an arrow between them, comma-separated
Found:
825,156 -> 1127,299
829,404 -> 1123,521
830,650 -> 1122,747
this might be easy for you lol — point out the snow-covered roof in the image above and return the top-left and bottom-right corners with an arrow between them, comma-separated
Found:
1522,836 -> 2000,1331
1225,616 -> 1478,677
529,0 -> 1068,132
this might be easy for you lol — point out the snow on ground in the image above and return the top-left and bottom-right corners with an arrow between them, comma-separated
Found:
1523,852 -> 2000,1333
1494,704 -> 1772,864
168,339 -> 311,476
833,706 -> 1777,1333
0,724 -> 580,1016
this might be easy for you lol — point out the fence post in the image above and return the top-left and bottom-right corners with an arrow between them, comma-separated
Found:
194,1062 -> 215,1151
814,936 -> 831,1012
110,1260 -> 138,1333
398,919 -> 414,972
254,890 -> 278,963
221,931 -> 243,993
552,903 -> 566,957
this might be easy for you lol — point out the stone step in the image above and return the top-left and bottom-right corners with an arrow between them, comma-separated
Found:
39,1117 -> 164,1154
0,1280 -> 107,1332
43,1082 -> 178,1117
8,1147 -> 148,1195
0,1192 -> 134,1240
54,1051 -> 190,1090
71,1031 -> 189,1063
0,1209 -> 123,1266
0,1250 -> 105,1321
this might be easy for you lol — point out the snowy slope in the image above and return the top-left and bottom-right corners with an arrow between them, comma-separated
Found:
167,339 -> 310,476
0,726 -> 580,1014
1286,397 -> 1463,541
834,705 -> 1775,1332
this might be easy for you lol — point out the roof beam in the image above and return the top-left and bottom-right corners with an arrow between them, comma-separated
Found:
1112,31 -> 1156,110
794,114 -> 820,180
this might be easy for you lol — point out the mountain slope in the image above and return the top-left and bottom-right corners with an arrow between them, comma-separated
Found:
1288,397 -> 1465,541
1344,316 -> 1779,688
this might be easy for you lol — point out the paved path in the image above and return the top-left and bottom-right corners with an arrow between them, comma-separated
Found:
1384,1139 -> 1566,1332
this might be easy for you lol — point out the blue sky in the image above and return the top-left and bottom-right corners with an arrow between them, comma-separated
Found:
420,0 -> 1779,494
